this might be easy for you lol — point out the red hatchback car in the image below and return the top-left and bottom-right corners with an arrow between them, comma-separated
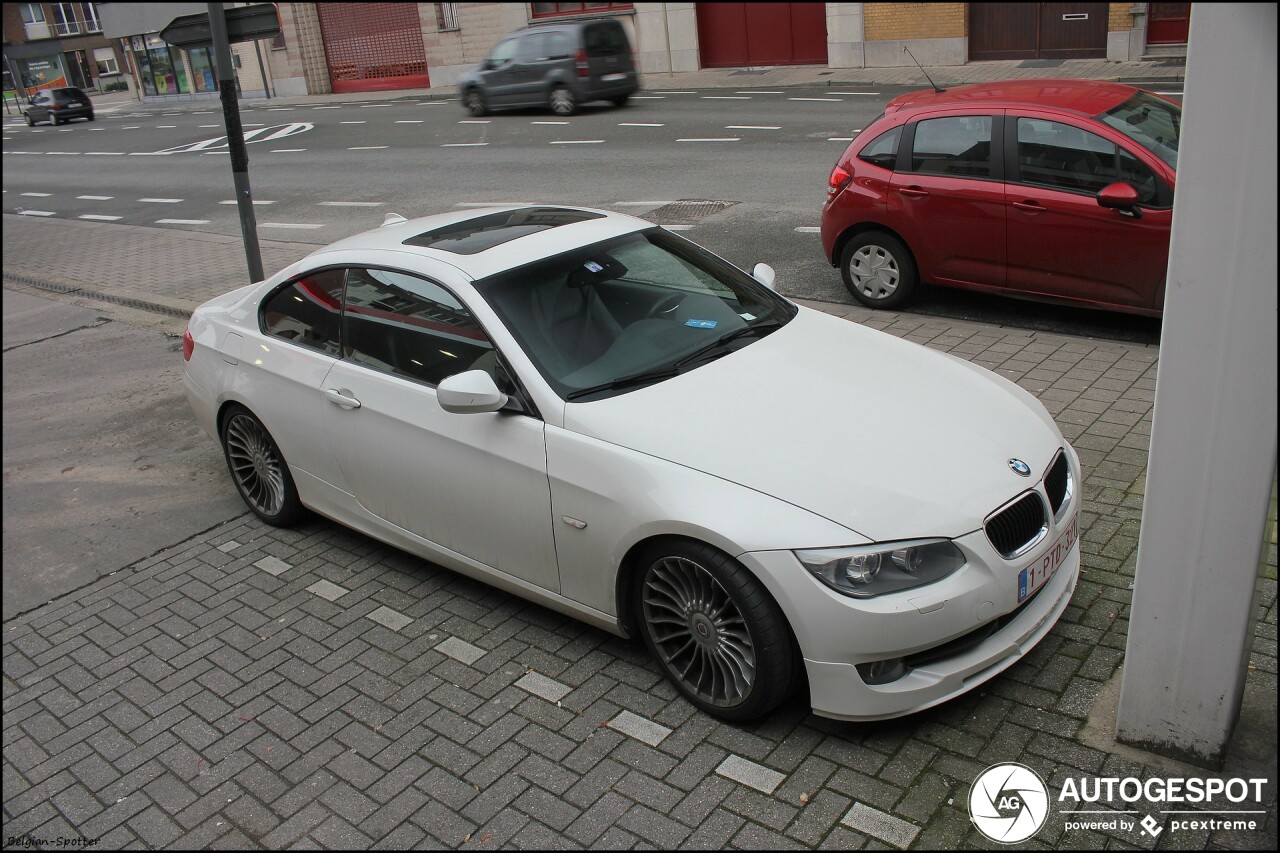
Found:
821,79 -> 1180,316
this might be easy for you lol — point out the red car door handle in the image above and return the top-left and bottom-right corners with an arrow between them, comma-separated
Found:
1013,200 -> 1046,212
897,187 -> 930,198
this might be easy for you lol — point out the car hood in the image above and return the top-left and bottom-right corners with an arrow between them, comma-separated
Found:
562,307 -> 1065,542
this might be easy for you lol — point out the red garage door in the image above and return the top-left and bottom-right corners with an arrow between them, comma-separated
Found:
316,2 -> 430,94
696,3 -> 827,68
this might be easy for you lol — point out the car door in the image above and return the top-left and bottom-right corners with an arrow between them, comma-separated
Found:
320,266 -> 560,591
478,37 -> 521,106
887,111 -> 1007,288
508,32 -> 551,105
1003,112 -> 1173,310
28,91 -> 50,122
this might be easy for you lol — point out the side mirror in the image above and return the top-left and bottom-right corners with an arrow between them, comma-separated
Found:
752,263 -> 777,290
437,370 -> 508,414
1096,182 -> 1141,216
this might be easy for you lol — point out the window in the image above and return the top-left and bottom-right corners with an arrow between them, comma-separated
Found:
484,38 -> 519,69
858,126 -> 901,170
1016,118 -> 1118,195
342,268 -> 495,387
261,270 -> 345,355
52,3 -> 80,36
583,21 -> 627,55
908,116 -> 993,177
93,47 -> 118,77
531,3 -> 633,19
436,2 -> 460,31
84,2 -> 101,32
19,4 -> 45,24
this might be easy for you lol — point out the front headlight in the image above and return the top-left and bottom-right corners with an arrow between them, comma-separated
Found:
794,539 -> 966,598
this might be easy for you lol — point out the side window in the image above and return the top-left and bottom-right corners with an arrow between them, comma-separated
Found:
546,32 -> 572,59
342,268 -> 497,387
1117,146 -> 1161,206
487,38 -> 518,67
261,269 -> 344,355
857,126 -> 901,171
909,116 -> 993,177
518,33 -> 546,61
1016,117 -> 1119,195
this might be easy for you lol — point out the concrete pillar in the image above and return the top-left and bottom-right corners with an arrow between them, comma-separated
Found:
1115,3 -> 1278,767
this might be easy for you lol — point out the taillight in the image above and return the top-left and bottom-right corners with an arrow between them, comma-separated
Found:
828,164 -> 852,194
182,328 -> 194,362
575,49 -> 589,77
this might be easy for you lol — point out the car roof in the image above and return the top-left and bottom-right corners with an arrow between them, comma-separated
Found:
885,78 -> 1143,119
306,205 -> 652,281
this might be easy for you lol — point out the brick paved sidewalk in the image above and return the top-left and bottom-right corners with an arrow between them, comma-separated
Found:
3,215 -> 1275,850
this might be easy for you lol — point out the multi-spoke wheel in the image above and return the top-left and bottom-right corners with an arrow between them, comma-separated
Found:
549,85 -> 577,116
464,88 -> 488,117
840,231 -> 918,310
220,406 -> 306,526
636,540 -> 795,720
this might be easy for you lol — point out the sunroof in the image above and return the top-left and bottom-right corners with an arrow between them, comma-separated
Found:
403,207 -> 605,255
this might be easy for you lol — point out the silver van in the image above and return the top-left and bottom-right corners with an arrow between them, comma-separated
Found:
457,18 -> 639,117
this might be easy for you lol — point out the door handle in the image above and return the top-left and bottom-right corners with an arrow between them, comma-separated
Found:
1012,200 -> 1047,212
323,388 -> 361,409
897,186 -> 930,198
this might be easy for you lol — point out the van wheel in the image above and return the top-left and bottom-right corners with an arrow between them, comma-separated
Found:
464,88 -> 487,117
840,231 -> 918,310
610,94 -> 630,108
550,86 -> 576,116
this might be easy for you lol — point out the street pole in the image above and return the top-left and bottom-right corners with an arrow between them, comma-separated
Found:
209,2 -> 264,283
253,38 -> 271,99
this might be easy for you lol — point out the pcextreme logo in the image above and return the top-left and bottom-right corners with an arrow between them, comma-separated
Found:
969,764 -> 1271,844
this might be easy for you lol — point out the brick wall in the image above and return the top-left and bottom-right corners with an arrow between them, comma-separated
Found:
864,3 -> 966,41
1109,1 -> 1135,32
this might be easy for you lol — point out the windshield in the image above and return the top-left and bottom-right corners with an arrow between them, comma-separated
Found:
1095,92 -> 1181,170
476,229 -> 796,401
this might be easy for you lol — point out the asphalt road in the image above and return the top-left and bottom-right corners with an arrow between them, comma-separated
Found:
1,85 -> 1165,342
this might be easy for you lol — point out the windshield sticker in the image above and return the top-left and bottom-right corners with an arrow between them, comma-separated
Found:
686,319 -> 718,329
739,312 -> 757,321
583,261 -> 604,273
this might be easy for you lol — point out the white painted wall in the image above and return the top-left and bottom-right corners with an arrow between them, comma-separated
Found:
1115,3 -> 1278,766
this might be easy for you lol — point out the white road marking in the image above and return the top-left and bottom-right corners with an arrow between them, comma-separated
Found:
156,125 -> 178,128
58,128 -> 74,132
653,91 -> 696,94
271,148 -> 307,152
313,106 -> 341,109
219,200 -> 276,205
532,121 -> 570,125
359,104 -> 392,108
84,152 -> 125,155
441,142 -> 488,147
1155,90 -> 1183,95
340,121 -> 366,124
122,126 -> 139,129
618,123 -> 664,128
138,198 -> 183,203
319,201 -> 385,206
632,96 -> 665,99
614,201 -> 674,206
88,128 -> 104,131
44,152 -> 80,155
396,120 -> 424,124
78,214 -> 122,221
261,222 -> 325,229
795,226 -> 821,233
18,210 -> 56,216
456,201 -> 535,207
458,119 -> 491,124
663,224 -> 694,230
828,137 -> 855,141
828,91 -> 881,96
156,219 -> 210,225
77,195 -> 113,200
20,192 -> 51,196
267,107 -> 294,111
677,137 -> 740,142
416,101 -> 445,105
550,139 -> 604,144
348,145 -> 388,150
727,125 -> 780,130
789,97 -> 843,102
193,111 -> 214,114
198,124 -> 220,128
242,123 -> 266,127
736,91 -> 784,94
702,95 -> 750,100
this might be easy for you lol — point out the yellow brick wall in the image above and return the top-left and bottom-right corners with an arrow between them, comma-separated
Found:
865,3 -> 966,42
1109,2 -> 1135,32
422,2 -> 525,70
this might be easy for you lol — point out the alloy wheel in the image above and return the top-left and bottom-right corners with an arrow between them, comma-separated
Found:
848,244 -> 900,300
224,413 -> 286,517
550,87 -> 575,116
642,555 -> 757,707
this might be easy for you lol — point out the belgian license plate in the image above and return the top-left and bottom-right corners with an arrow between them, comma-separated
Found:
1018,512 -> 1078,602
601,73 -> 626,82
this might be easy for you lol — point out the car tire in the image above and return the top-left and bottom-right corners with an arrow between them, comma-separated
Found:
634,538 -> 796,721
87,112 -> 95,122
464,88 -> 488,117
840,231 -> 918,310
610,94 -> 630,108
549,85 -> 576,116
220,405 -> 308,527
25,113 -> 34,126
49,113 -> 60,126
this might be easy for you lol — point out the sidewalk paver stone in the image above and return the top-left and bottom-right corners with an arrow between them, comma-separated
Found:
715,754 -> 786,795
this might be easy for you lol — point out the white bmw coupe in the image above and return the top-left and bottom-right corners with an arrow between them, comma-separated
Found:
184,206 -> 1081,721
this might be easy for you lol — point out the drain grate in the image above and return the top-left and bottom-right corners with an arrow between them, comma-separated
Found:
4,274 -> 192,318
647,199 -> 739,225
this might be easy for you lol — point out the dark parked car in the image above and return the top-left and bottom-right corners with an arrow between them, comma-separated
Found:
821,79 -> 1179,316
25,86 -> 95,126
457,17 -> 638,117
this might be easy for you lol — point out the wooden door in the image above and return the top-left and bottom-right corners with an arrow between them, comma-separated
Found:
1037,3 -> 1108,59
969,3 -> 1039,61
696,3 -> 827,68
969,3 -> 1107,61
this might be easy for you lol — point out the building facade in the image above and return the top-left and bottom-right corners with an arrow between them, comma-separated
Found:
2,2 -> 126,95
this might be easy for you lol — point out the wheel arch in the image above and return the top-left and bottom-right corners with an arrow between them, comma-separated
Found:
831,222 -> 917,272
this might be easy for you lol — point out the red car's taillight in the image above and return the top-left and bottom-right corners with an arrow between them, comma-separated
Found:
575,49 -> 589,77
828,164 -> 852,194
182,328 -> 194,362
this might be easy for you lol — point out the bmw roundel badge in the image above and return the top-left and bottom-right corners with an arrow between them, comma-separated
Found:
1008,458 -> 1032,477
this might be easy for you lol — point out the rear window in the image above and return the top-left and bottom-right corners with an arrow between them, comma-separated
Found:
402,207 -> 605,255
583,22 -> 628,56
54,88 -> 83,101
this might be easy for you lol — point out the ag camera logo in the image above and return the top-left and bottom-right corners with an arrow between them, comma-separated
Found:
970,763 -> 1050,843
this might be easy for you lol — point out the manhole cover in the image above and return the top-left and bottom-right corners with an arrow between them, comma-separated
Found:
648,199 -> 739,224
